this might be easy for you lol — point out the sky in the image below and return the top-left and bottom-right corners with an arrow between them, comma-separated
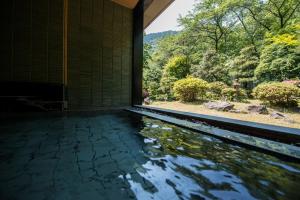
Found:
145,0 -> 198,34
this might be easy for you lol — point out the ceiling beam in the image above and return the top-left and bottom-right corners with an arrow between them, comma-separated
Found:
144,0 -> 174,29
111,0 -> 175,29
111,0 -> 139,9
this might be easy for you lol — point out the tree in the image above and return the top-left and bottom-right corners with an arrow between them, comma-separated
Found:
221,0 -> 264,53
143,65 -> 162,100
229,46 -> 259,90
143,0 -> 300,101
143,43 -> 152,69
162,55 -> 190,80
242,0 -> 300,31
159,75 -> 178,100
191,50 -> 230,84
143,41 -> 162,100
255,33 -> 300,82
151,34 -> 180,68
158,55 -> 191,100
264,0 -> 300,30
179,0 -> 237,53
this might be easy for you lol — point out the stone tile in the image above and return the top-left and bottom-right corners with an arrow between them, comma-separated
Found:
0,112 -> 145,200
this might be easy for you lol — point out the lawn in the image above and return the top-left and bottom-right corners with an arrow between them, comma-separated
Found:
147,100 -> 300,129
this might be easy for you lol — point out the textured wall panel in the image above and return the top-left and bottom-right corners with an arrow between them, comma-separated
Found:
68,0 -> 133,109
0,0 -> 63,84
0,0 -> 133,109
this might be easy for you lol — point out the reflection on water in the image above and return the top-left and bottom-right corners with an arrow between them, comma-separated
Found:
127,117 -> 300,200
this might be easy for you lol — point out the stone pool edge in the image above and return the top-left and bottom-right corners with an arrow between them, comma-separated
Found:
133,105 -> 300,145
126,107 -> 300,162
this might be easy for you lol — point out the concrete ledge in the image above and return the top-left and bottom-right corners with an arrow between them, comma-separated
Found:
134,105 -> 300,145
126,107 -> 300,161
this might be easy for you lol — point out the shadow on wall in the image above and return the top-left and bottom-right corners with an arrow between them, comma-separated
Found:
0,81 -> 63,112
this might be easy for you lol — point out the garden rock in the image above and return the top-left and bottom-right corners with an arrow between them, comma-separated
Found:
204,101 -> 234,111
144,97 -> 151,105
270,112 -> 294,123
247,105 -> 268,114
228,109 -> 248,114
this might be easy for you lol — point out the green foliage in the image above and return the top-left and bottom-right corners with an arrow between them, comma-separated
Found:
255,37 -> 300,82
207,82 -> 229,99
159,75 -> 178,100
229,46 -> 259,90
221,88 -> 247,102
229,0 -> 300,32
143,43 -> 152,68
143,0 -> 300,105
151,35 -> 181,68
143,65 -> 162,100
173,77 -> 208,102
156,55 -> 191,100
271,33 -> 299,46
179,0 -> 233,53
257,0 -> 300,30
164,56 -> 191,79
143,40 -> 162,100
191,50 -> 230,84
144,30 -> 178,46
252,82 -> 300,106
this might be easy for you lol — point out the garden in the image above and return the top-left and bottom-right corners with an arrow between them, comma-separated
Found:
148,78 -> 300,129
143,0 -> 300,129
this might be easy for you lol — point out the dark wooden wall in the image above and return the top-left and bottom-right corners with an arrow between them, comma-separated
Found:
0,0 -> 63,84
67,0 -> 133,110
0,0 -> 134,110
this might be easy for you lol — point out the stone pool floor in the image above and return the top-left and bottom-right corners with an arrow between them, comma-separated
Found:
0,112 -> 147,200
2,112 -> 300,200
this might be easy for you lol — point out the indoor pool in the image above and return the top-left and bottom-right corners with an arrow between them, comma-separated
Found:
0,111 -> 299,200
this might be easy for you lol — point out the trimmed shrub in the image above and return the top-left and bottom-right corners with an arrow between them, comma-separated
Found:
282,80 -> 300,88
207,82 -> 229,99
221,88 -> 247,102
173,77 -> 208,102
252,82 -> 300,106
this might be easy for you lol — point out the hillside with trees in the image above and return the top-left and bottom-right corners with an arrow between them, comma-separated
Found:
144,30 -> 178,46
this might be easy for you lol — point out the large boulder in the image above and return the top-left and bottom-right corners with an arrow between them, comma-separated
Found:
270,112 -> 285,119
247,105 -> 269,114
270,112 -> 294,123
204,101 -> 234,111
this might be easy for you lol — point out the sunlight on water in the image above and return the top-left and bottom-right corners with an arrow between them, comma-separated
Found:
126,117 -> 300,200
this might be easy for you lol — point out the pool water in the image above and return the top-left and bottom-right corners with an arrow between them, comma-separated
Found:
0,111 -> 299,200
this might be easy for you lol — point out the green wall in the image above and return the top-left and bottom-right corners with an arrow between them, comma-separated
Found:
67,0 -> 133,109
0,0 -> 63,84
